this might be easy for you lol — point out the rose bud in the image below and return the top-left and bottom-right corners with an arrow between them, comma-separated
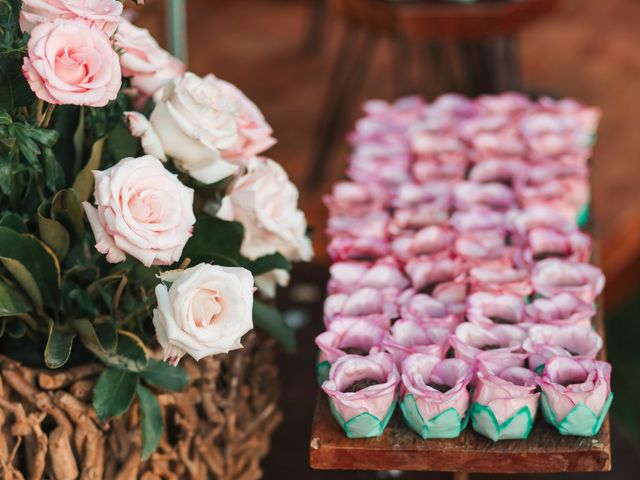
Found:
327,235 -> 391,262
469,264 -> 532,297
328,258 -> 410,294
450,209 -> 507,233
526,292 -> 595,329
453,182 -> 516,212
471,366 -> 539,441
405,255 -> 464,293
532,259 -> 605,303
389,204 -> 450,233
538,356 -> 612,436
20,0 -> 122,35
391,225 -> 454,261
324,288 -> 399,323
323,181 -> 389,217
327,211 -> 390,240
382,320 -> 450,365
468,159 -> 526,186
315,317 -> 387,383
400,354 -> 473,439
322,353 -> 400,438
466,292 -> 527,327
524,325 -> 603,371
398,290 -> 462,331
521,227 -> 591,264
450,323 -> 527,364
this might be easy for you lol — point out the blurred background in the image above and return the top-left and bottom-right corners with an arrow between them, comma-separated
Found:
132,0 -> 639,477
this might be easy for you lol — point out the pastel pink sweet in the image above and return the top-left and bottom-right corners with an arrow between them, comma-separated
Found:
412,157 -> 468,182
432,280 -> 468,316
532,259 -> 605,303
520,111 -> 585,157
471,129 -> 527,160
392,181 -> 451,209
326,211 -> 390,240
411,131 -> 466,156
450,209 -> 507,233
405,255 -> 464,292
324,313 -> 392,330
473,367 -> 539,423
522,228 -> 591,264
526,293 -> 595,328
507,205 -> 576,238
323,181 -> 389,217
459,114 -> 511,141
362,95 -> 425,123
348,117 -> 407,146
475,349 -> 529,375
401,354 -> 472,420
476,92 -> 533,116
391,225 -> 454,260
450,323 -> 527,364
322,352 -> 400,422
347,144 -> 411,187
327,235 -> 390,262
382,320 -> 450,364
454,230 -> 511,264
324,288 -> 399,321
327,258 -> 409,294
398,291 -> 462,331
316,317 -> 387,363
469,265 -> 532,297
389,204 -> 450,232
466,292 -> 526,326
516,170 -> 589,214
524,325 -> 603,370
538,356 -> 611,421
538,96 -> 601,139
453,182 -> 516,211
428,93 -> 477,118
467,159 -> 526,185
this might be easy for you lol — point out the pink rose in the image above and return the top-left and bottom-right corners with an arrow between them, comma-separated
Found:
316,317 -> 386,364
450,323 -> 527,364
391,225 -> 453,261
453,182 -> 516,212
521,227 -> 591,264
526,292 -> 595,328
405,254 -> 464,292
382,320 -> 450,365
473,366 -> 539,423
327,235 -> 390,262
327,258 -> 409,294
115,19 -> 186,97
538,356 -> 611,422
401,354 -> 472,421
532,259 -> 605,303
20,0 -> 122,34
23,20 -> 121,107
323,181 -> 389,217
524,325 -> 603,371
83,155 -> 195,266
323,287 -> 399,322
466,291 -> 526,327
469,264 -> 532,297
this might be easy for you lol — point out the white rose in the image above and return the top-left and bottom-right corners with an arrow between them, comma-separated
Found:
153,263 -> 255,365
83,155 -> 195,266
140,72 -> 240,184
217,157 -> 313,262
255,269 -> 290,299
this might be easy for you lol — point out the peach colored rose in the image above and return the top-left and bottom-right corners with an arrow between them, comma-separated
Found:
115,19 -> 186,97
20,0 -> 123,35
217,157 -> 313,261
153,264 -> 254,365
22,20 -> 121,106
83,155 -> 195,266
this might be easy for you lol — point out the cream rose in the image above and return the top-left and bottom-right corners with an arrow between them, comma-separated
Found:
145,72 -> 240,184
83,155 -> 195,266
22,20 -> 121,107
153,263 -> 255,365
217,157 -> 313,262
254,269 -> 290,299
115,19 -> 186,97
20,0 -> 123,35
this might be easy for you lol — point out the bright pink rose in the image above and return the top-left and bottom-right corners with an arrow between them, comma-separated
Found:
323,181 -> 389,217
115,19 -> 186,97
521,227 -> 591,264
322,352 -> 400,422
450,323 -> 527,364
466,292 -> 526,327
20,0 -> 122,34
532,259 -> 605,303
316,317 -> 386,364
401,354 -> 472,421
469,264 -> 532,297
453,182 -> 516,212
327,235 -> 390,262
324,288 -> 399,322
538,356 -> 611,422
450,209 -> 507,233
83,155 -> 195,266
473,366 -> 539,423
327,258 -> 409,294
382,319 -> 450,365
23,20 -> 121,106
391,225 -> 453,261
327,211 -> 389,240
405,254 -> 464,292
524,325 -> 603,370
526,292 -> 595,328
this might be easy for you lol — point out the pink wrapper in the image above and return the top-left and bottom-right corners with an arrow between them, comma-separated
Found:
524,324 -> 603,370
525,292 -> 595,328
473,366 -> 539,423
532,259 -> 605,303
324,287 -> 399,322
466,291 -> 527,327
327,258 -> 410,294
316,317 -> 386,364
382,319 -> 450,365
450,323 -> 527,364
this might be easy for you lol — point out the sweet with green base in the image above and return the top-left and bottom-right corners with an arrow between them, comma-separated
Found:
316,360 -> 330,385
400,394 -> 468,439
470,403 -> 535,441
539,392 -> 613,436
328,397 -> 398,438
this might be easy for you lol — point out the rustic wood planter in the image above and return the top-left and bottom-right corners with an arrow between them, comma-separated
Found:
0,331 -> 280,480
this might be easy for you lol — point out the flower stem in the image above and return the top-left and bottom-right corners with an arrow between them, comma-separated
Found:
40,103 -> 56,128
35,99 -> 44,124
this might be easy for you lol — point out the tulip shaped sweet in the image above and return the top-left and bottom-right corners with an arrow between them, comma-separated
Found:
323,181 -> 389,217
400,354 -> 473,439
526,292 -> 595,328
450,209 -> 507,233
469,264 -> 532,297
466,292 -> 526,327
524,324 -> 603,371
532,259 -> 605,303
382,320 -> 450,365
327,258 -> 409,294
398,291 -> 462,331
322,353 -> 400,438
453,182 -> 517,212
327,235 -> 390,262
522,227 -> 591,264
323,288 -> 399,323
538,356 -> 612,436
405,255 -> 464,293
450,323 -> 527,364
471,366 -> 540,440
391,225 -> 454,261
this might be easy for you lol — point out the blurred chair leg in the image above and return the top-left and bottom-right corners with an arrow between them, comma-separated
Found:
301,0 -> 327,55
306,28 -> 378,189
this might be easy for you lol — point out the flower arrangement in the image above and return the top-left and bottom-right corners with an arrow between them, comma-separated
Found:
0,0 -> 311,460
319,92 -> 611,440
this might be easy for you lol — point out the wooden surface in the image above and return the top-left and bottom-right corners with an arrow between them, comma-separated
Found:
310,265 -> 611,474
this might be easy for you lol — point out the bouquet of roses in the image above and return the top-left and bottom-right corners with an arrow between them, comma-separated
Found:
0,0 -> 311,458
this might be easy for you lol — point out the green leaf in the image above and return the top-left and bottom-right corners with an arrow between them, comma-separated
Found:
42,148 -> 65,192
71,319 -> 118,353
92,367 -> 139,421
0,227 -> 61,309
0,76 -> 35,109
51,189 -> 84,240
94,322 -> 118,351
0,109 -> 11,125
72,137 -> 105,202
5,318 -> 26,338
72,105 -> 85,171
253,300 -> 296,353
0,281 -> 31,316
0,159 -> 12,196
37,202 -> 70,260
136,384 -> 163,460
248,252 -> 292,276
75,321 -> 148,372
44,324 -> 75,369
13,123 -> 41,167
0,213 -> 27,233
181,217 -> 245,265
68,288 -> 100,316
142,359 -> 189,391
